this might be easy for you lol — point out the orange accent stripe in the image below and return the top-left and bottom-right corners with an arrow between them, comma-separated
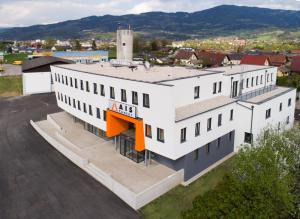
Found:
106,110 -> 145,152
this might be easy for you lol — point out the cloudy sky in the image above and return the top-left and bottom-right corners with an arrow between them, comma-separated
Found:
0,0 -> 300,27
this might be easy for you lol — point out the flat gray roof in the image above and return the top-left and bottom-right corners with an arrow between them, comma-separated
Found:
204,65 -> 276,76
54,63 -> 275,84
175,96 -> 236,122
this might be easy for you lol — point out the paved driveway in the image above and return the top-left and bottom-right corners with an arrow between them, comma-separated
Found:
0,94 -> 140,219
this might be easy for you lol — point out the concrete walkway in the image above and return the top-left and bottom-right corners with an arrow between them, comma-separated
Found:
32,112 -> 183,209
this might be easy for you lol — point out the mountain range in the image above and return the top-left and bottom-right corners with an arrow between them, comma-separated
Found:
1,5 -> 300,40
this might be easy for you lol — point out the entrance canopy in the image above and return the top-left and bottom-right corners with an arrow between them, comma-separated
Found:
106,110 -> 145,152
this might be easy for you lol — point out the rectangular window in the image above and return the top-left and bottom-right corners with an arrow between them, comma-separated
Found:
80,80 -> 84,90
65,76 -> 68,86
57,92 -> 60,100
265,108 -> 271,119
218,81 -> 222,93
74,78 -> 78,88
206,143 -> 210,155
103,110 -> 107,121
246,78 -> 249,88
89,105 -> 93,115
288,98 -> 292,107
70,77 -> 73,87
251,77 -> 254,87
218,114 -> 222,127
110,87 -> 115,99
100,84 -> 105,96
207,118 -> 212,131
64,95 -> 67,104
73,99 -> 76,108
121,89 -> 127,102
244,132 -> 253,144
68,97 -> 71,106
93,83 -> 98,94
194,86 -> 200,99
180,128 -> 186,143
271,73 -> 273,81
256,76 -> 259,85
86,81 -> 90,92
58,74 -> 61,83
96,108 -> 101,119
194,149 -> 199,160
145,124 -> 152,138
229,131 -> 233,141
213,82 -> 217,94
143,93 -> 150,108
54,73 -> 57,82
267,74 -> 270,82
83,103 -> 87,113
77,101 -> 81,110
279,102 -> 282,111
157,128 -> 165,143
60,93 -> 63,101
217,137 -> 221,149
132,91 -> 138,105
62,75 -> 64,84
261,75 -> 263,84
286,116 -> 290,124
195,122 -> 200,137
230,109 -> 234,121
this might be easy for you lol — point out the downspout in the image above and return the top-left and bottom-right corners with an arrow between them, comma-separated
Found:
230,77 -> 233,98
250,105 -> 254,146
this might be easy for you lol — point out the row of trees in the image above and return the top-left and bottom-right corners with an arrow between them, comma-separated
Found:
182,127 -> 300,218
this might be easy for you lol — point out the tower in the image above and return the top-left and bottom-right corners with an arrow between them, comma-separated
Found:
116,28 -> 133,61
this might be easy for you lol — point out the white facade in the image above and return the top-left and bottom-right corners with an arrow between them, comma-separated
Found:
23,72 -> 53,95
50,63 -> 296,180
117,29 -> 133,61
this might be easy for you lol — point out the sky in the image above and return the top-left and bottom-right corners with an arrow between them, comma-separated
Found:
0,0 -> 300,27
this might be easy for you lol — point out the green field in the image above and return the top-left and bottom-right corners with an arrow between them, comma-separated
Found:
0,76 -> 22,97
4,53 -> 28,64
140,157 -> 234,219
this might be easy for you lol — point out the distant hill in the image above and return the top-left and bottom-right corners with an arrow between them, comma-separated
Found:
1,5 -> 300,40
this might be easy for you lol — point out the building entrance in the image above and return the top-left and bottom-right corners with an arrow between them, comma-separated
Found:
119,132 -> 145,163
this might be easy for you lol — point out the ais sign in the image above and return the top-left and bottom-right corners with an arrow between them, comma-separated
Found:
109,100 -> 137,118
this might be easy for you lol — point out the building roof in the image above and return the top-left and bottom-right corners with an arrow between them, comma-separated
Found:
22,56 -> 74,72
291,56 -> 300,73
228,53 -> 243,61
53,50 -> 108,58
175,50 -> 195,60
195,51 -> 228,66
240,55 -> 270,66
268,54 -> 287,67
175,96 -> 236,122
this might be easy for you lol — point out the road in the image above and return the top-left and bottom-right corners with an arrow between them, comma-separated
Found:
0,94 -> 140,219
0,64 -> 22,76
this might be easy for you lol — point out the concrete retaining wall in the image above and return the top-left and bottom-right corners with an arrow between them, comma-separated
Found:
30,120 -> 183,210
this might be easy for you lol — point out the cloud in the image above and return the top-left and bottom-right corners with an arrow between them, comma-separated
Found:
0,0 -> 300,27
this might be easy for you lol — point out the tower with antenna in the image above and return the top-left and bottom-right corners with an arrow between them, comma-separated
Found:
116,25 -> 133,61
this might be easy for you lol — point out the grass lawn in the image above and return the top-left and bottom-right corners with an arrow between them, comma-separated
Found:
4,53 -> 28,64
0,76 -> 22,97
140,157 -> 234,219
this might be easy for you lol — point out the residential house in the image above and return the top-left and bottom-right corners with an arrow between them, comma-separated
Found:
228,53 -> 243,65
291,56 -> 300,75
240,55 -> 270,66
195,50 -> 230,67
174,50 -> 197,65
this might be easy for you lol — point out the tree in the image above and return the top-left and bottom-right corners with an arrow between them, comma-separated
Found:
74,40 -> 81,51
92,40 -> 97,50
151,40 -> 159,51
182,127 -> 300,219
44,38 -> 56,50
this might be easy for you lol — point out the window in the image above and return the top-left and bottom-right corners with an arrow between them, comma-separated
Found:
207,118 -> 212,131
157,128 -> 165,143
271,73 -> 273,81
58,74 -> 60,83
267,74 -> 269,82
244,132 -> 253,144
143,93 -> 150,108
180,128 -> 186,143
279,102 -> 282,111
229,131 -> 233,141
96,108 -> 101,119
194,86 -> 200,99
110,87 -> 115,99
70,77 -> 73,87
93,83 -> 98,94
60,93 -> 63,101
86,81 -> 90,92
55,73 -> 57,82
218,81 -> 222,93
64,95 -> 67,104
256,76 -> 259,85
218,114 -> 222,127
145,124 -> 152,138
73,99 -> 76,108
68,97 -> 71,106
246,78 -> 249,88
132,91 -> 138,105
288,98 -> 292,107
286,116 -> 290,124
251,77 -> 254,87
217,138 -> 221,149
230,109 -> 234,121
57,92 -> 60,100
195,122 -> 200,137
121,89 -> 127,102
260,75 -> 263,84
100,84 -> 105,96
89,105 -> 93,115
265,108 -> 271,119
77,101 -> 81,110
65,76 -> 68,86
83,103 -> 87,113
103,110 -> 107,121
213,82 -> 217,94
80,80 -> 84,90
206,143 -> 210,155
62,75 -> 64,84
194,149 -> 199,160
74,78 -> 78,88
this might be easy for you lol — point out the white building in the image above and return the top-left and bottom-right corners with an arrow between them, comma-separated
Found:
50,62 -> 296,183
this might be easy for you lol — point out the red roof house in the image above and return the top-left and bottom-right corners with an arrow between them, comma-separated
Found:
240,55 -> 270,66
268,54 -> 288,67
195,50 -> 230,67
291,56 -> 300,73
174,50 -> 197,65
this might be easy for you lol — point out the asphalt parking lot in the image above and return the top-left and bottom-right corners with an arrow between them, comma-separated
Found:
0,94 -> 140,219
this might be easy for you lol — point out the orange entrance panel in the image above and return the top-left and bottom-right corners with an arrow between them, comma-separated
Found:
106,110 -> 145,152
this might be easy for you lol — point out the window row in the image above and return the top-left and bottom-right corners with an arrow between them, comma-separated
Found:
54,73 -> 150,108
145,124 -> 165,143
265,98 -> 292,120
244,73 -> 273,89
